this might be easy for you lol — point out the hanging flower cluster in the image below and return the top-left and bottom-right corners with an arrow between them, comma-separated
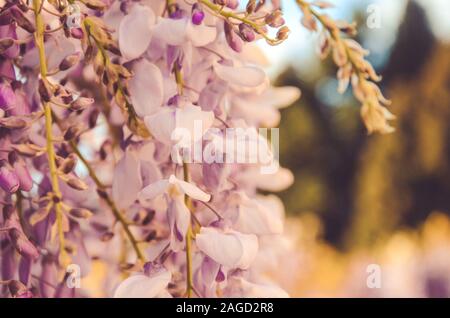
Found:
0,0 -> 389,298
296,0 -> 395,134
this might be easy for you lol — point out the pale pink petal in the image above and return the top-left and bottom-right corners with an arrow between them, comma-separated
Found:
225,277 -> 289,298
186,21 -> 217,47
168,196 -> 191,252
233,231 -> 259,269
200,256 -> 221,289
113,271 -> 171,298
260,86 -> 301,109
144,108 -> 176,144
138,179 -> 170,202
103,1 -> 124,31
119,5 -> 155,61
196,227 -> 258,269
235,166 -> 293,192
213,62 -> 266,87
153,18 -> 187,46
23,36 -> 76,71
169,175 -> 211,202
129,60 -> 164,117
112,149 -> 143,209
254,167 -> 294,192
175,105 -> 215,144
231,97 -> 281,127
233,195 -> 283,235
240,44 -> 271,66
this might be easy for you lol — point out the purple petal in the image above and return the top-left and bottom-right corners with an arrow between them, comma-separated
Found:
112,149 -> 143,209
0,83 -> 16,111
119,5 -> 155,61
0,165 -> 19,193
114,270 -> 171,298
129,60 -> 164,117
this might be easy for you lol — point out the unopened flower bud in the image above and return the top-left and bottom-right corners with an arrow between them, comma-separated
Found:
120,1 -> 130,14
64,125 -> 83,141
11,143 -> 42,157
83,0 -> 107,11
239,23 -> 255,42
7,149 -> 19,166
88,108 -> 100,128
104,42 -> 121,56
142,210 -> 156,226
59,154 -> 77,174
0,160 -> 19,193
3,204 -> 15,220
100,231 -> 114,242
10,7 -> 35,33
70,28 -> 84,39
84,44 -> 95,62
70,97 -> 94,111
226,0 -> 239,9
167,94 -> 182,106
265,10 -> 285,28
224,21 -> 243,53
0,83 -> 16,110
59,52 -> 80,71
337,21 -> 357,37
8,151 -> 33,192
38,79 -> 52,103
69,208 -> 93,219
16,2 -> 30,13
61,95 -> 74,105
64,242 -> 76,255
96,188 -> 108,199
66,176 -> 89,191
8,280 -> 33,298
255,0 -> 266,12
168,5 -> 184,19
0,38 -> 15,53
0,116 -> 28,129
246,0 -> 256,14
191,4 -> 205,25
144,230 -> 157,242
99,140 -> 112,161
9,228 -> 40,260
276,26 -> 290,41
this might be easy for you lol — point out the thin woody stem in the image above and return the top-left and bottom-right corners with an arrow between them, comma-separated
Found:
66,136 -> 147,263
32,0 -> 68,268
167,0 -> 184,95
165,1 -> 193,296
183,162 -> 194,298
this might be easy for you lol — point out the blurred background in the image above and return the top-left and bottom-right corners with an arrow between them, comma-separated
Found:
260,0 -> 450,297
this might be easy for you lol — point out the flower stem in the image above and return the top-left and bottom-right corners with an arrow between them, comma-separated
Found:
296,0 -> 367,85
166,0 -> 184,95
183,162 -> 194,298
66,137 -> 146,263
33,0 -> 68,268
167,16 -> 193,293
